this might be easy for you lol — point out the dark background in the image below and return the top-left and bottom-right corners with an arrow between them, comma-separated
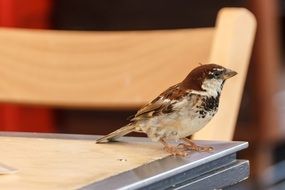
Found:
52,0 -> 245,30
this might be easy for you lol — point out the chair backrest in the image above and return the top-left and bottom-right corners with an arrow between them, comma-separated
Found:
0,8 -> 256,141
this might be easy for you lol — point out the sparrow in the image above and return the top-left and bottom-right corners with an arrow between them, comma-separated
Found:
95,64 -> 237,156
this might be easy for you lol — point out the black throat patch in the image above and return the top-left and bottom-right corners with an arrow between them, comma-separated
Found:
202,94 -> 220,112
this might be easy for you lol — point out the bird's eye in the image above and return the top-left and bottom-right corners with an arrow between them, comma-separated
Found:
213,72 -> 220,77
209,69 -> 223,78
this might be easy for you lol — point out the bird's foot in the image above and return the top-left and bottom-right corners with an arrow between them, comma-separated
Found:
178,138 -> 214,152
177,143 -> 213,152
163,145 -> 188,156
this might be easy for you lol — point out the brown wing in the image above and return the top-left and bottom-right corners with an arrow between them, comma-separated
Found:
130,83 -> 189,122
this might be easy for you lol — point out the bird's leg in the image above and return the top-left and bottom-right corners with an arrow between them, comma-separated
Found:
159,138 -> 188,156
178,138 -> 214,152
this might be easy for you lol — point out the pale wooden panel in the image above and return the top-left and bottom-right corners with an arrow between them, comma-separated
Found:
0,28 -> 213,108
193,8 -> 257,141
0,136 -> 167,190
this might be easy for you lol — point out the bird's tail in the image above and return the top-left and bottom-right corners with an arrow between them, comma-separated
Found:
95,124 -> 136,143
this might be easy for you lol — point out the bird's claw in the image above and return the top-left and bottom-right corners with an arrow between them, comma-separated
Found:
177,143 -> 213,152
163,146 -> 188,156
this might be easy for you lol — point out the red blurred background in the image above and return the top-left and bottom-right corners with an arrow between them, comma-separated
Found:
0,0 -> 54,132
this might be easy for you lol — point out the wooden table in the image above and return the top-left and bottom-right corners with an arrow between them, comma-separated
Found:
0,132 -> 249,190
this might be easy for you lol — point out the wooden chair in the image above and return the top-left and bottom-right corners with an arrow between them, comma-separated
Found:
0,8 -> 256,189
0,8 -> 256,140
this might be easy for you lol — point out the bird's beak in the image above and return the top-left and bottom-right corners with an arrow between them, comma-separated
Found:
223,69 -> 237,79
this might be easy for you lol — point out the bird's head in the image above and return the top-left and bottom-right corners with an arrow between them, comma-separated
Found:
181,64 -> 237,96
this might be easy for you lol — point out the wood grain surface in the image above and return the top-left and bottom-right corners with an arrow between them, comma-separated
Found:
0,136 -> 167,189
0,27 -> 212,108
